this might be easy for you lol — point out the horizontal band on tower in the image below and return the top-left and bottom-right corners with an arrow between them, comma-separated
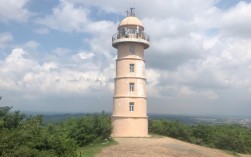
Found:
113,96 -> 147,99
112,38 -> 150,49
116,58 -> 145,62
112,115 -> 148,118
114,76 -> 146,80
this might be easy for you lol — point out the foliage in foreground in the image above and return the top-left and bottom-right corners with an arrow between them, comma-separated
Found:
65,111 -> 112,147
0,106 -> 77,157
0,106 -> 112,157
149,119 -> 251,154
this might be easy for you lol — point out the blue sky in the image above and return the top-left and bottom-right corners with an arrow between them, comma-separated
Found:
1,0 -> 251,116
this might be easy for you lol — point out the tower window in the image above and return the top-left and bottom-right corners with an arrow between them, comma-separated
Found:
130,45 -> 135,54
129,83 -> 134,91
130,64 -> 135,72
129,102 -> 134,112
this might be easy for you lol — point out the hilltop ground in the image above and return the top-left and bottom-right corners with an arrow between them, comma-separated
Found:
97,137 -> 251,157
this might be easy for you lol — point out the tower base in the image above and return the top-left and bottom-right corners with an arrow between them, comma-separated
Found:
111,116 -> 148,137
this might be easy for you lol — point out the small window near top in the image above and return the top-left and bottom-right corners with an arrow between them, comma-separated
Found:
130,64 -> 135,72
129,102 -> 134,112
130,45 -> 135,54
129,83 -> 134,91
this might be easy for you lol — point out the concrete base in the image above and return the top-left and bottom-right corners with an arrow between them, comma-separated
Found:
111,116 -> 148,137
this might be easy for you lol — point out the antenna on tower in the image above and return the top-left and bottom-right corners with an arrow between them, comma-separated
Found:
129,7 -> 136,16
127,0 -> 136,17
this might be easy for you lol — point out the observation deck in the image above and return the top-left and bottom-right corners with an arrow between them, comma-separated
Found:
112,32 -> 150,49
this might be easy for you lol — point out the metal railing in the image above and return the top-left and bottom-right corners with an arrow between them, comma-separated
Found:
112,32 -> 150,42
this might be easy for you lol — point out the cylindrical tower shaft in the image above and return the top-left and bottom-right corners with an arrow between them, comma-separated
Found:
112,8 -> 150,137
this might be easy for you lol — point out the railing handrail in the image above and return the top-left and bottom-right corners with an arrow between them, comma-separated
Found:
112,32 -> 150,42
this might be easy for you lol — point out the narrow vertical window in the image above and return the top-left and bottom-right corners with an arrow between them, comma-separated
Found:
129,102 -> 134,112
130,45 -> 135,54
129,83 -> 134,91
130,64 -> 134,72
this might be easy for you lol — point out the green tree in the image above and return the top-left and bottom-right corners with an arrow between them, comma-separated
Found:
149,119 -> 251,154
0,106 -> 77,157
67,113 -> 112,146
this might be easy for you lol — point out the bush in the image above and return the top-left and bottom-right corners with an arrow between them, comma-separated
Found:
67,112 -> 112,146
0,106 -> 113,156
149,119 -> 251,154
149,120 -> 192,142
0,106 -> 77,157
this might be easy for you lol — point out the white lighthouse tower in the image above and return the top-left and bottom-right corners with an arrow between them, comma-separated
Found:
111,8 -> 150,137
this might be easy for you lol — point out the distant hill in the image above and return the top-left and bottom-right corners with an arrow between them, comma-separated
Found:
39,113 -> 251,128
42,113 -> 85,123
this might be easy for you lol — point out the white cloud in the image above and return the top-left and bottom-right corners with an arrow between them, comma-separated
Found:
75,52 -> 95,60
64,0 -> 217,19
41,62 -> 59,71
37,0 -> 89,32
23,41 -> 40,50
0,0 -> 32,23
145,35 -> 251,102
34,27 -> 50,35
0,48 -> 114,99
0,32 -> 13,49
146,68 -> 160,97
36,0 -> 116,34
0,49 -> 38,90
1,0 -> 251,114
221,1 -> 251,38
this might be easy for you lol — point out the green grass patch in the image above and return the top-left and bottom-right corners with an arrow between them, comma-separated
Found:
77,140 -> 117,157
149,134 -> 165,138
224,150 -> 241,157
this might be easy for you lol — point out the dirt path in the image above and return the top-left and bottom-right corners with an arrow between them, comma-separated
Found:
97,137 -> 251,157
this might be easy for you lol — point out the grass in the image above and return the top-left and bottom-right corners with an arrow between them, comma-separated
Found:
224,150 -> 241,157
149,134 -> 165,138
77,140 -> 117,157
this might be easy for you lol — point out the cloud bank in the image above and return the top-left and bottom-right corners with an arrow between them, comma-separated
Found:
0,0 -> 251,115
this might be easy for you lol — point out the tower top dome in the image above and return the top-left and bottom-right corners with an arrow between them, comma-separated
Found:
118,8 -> 144,29
112,7 -> 150,49
119,16 -> 143,28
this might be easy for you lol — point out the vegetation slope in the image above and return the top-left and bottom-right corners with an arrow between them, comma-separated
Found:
0,106 -> 111,157
149,119 -> 251,154
1,106 -> 251,156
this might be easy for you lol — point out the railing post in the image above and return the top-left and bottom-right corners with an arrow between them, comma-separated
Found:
112,32 -> 150,42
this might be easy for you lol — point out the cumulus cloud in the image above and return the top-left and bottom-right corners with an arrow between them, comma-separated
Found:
0,0 -> 32,23
63,0 -> 217,19
0,32 -> 13,49
37,0 -> 115,34
148,36 -> 251,103
0,48 -> 114,99
37,0 -> 89,32
23,41 -> 40,50
1,0 -> 251,114
35,0 -> 117,75
221,1 -> 251,38
74,52 -> 95,60
33,27 -> 50,35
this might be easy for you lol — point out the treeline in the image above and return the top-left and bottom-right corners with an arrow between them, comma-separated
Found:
2,105 -> 251,155
149,119 -> 251,154
0,106 -> 112,157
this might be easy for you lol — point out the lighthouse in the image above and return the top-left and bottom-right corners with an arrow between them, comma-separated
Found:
111,8 -> 150,137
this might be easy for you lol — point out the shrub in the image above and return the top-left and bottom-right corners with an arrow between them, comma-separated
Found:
67,112 -> 112,146
149,119 -> 251,154
0,106 -> 77,157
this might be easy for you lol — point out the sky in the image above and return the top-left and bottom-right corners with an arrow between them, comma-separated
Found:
0,0 -> 251,116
